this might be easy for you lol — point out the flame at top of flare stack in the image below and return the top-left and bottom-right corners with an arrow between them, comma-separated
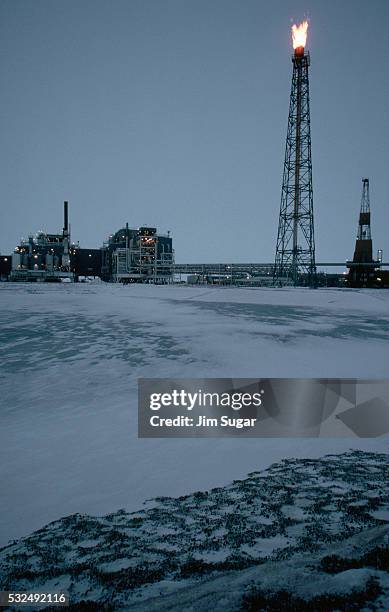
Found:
292,20 -> 308,57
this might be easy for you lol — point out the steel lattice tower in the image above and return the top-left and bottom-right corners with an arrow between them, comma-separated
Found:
354,178 -> 372,253
348,178 -> 376,287
274,36 -> 316,285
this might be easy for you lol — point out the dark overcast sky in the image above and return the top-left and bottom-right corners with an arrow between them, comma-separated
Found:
0,0 -> 388,263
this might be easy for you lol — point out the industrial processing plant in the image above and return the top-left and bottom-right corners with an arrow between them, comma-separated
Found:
0,201 -> 174,284
0,22 -> 388,288
101,224 -> 173,283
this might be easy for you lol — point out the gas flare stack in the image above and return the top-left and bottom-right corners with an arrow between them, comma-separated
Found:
274,21 -> 316,286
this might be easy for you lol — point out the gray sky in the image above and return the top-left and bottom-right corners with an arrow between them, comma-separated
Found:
0,0 -> 388,263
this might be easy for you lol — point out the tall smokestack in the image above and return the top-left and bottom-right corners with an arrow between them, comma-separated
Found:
63,201 -> 69,234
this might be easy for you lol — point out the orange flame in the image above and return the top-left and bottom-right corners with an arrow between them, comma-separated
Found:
292,20 -> 308,50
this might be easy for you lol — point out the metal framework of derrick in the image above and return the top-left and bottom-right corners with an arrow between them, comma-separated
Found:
274,42 -> 316,285
347,178 -> 378,287
354,178 -> 372,258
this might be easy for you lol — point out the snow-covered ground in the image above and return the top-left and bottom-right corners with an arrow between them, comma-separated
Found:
0,283 -> 388,547
1,451 -> 388,610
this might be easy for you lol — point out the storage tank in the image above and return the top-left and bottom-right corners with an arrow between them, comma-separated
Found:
46,253 -> 54,269
12,252 -> 21,270
62,253 -> 70,268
